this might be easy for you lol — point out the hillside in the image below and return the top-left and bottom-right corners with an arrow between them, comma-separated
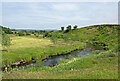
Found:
44,24 -> 119,51
0,25 -> 13,34
2,24 -> 119,79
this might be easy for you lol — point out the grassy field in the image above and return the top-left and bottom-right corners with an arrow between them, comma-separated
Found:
10,36 -> 52,49
2,36 -> 85,66
2,24 -> 119,79
3,50 -> 118,79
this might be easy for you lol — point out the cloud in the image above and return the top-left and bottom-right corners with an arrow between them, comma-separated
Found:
2,0 -> 119,2
95,13 -> 118,23
51,16 -> 89,23
2,2 -> 118,30
52,3 -> 79,11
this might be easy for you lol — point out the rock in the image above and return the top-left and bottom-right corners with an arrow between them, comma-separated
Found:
13,62 -> 20,66
1,67 -> 5,71
32,60 -> 36,63
49,55 -> 53,58
1,65 -> 9,71
31,58 -> 35,60
42,59 -> 45,61
48,64 -> 54,67
31,58 -> 36,63
11,64 -> 16,68
103,48 -> 108,50
20,60 -> 25,64
57,54 -> 60,56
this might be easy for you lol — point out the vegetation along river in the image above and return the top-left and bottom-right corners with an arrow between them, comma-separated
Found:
3,43 -> 106,71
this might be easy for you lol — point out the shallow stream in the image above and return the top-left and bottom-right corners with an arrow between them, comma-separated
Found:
7,43 -> 105,71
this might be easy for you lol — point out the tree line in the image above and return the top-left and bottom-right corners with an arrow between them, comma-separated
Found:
61,25 -> 78,32
0,24 -> 78,51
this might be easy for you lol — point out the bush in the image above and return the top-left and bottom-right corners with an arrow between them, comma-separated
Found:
50,33 -> 58,45
17,32 -> 25,36
26,33 -> 31,36
2,31 -> 11,52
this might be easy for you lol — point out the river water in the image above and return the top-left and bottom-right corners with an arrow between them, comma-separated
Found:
42,48 -> 94,67
11,44 -> 104,70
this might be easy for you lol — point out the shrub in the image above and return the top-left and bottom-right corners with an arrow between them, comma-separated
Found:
61,27 -> 64,31
50,33 -> 58,45
73,25 -> 78,30
2,31 -> 11,52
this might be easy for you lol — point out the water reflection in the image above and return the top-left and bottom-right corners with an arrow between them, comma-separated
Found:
42,47 -> 103,67
12,46 -> 104,70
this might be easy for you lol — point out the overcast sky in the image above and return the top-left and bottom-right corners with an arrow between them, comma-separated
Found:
2,2 -> 118,30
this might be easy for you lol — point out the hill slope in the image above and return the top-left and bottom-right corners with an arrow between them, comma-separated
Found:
2,24 -> 119,79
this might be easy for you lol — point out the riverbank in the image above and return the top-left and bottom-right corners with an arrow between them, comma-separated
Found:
2,43 -> 104,71
3,49 -> 118,79
2,36 -> 85,67
1,24 -> 119,79
1,46 -> 84,71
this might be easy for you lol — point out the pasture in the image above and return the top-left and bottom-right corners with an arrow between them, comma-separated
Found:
1,25 -> 119,79
10,36 -> 52,49
2,36 -> 85,66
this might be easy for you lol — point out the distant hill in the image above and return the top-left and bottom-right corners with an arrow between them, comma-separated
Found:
0,25 -> 13,34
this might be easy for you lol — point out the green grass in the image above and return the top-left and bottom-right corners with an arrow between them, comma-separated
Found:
2,24 -> 119,79
10,36 -> 52,49
2,36 -> 85,66
3,50 -> 118,79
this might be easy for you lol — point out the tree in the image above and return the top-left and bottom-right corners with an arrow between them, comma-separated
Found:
64,25 -> 72,33
0,26 -> 13,34
73,25 -> 78,30
61,27 -> 64,31
34,33 -> 39,38
1,31 -> 11,52
17,32 -> 25,36
43,32 -> 49,38
50,33 -> 58,45
67,25 -> 71,30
